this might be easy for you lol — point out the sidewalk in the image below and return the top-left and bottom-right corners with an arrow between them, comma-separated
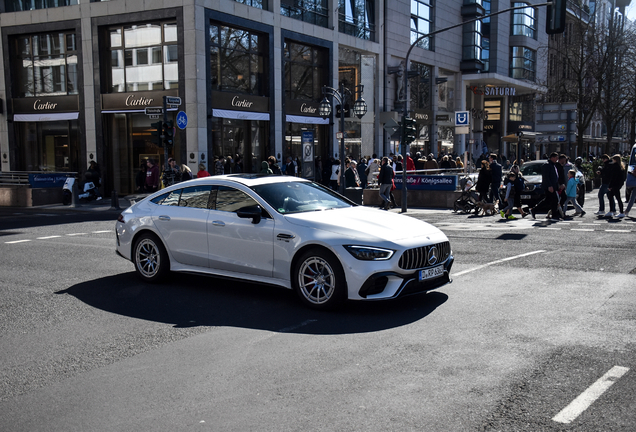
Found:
7,195 -> 134,213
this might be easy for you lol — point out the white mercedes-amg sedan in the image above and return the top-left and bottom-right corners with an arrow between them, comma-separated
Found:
115,174 -> 453,309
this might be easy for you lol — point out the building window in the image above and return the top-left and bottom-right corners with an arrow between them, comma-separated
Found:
511,2 -> 536,39
5,0 -> 77,12
462,20 -> 482,61
12,31 -> 78,97
233,0 -> 267,8
510,46 -> 536,81
281,0 -> 329,28
106,22 -> 178,93
410,0 -> 434,50
482,0 -> 491,72
338,0 -> 376,41
210,24 -> 267,95
283,41 -> 326,101
409,62 -> 432,110
509,95 -> 534,122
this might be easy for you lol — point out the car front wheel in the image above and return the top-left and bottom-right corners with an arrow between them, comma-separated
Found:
293,249 -> 346,310
133,233 -> 169,283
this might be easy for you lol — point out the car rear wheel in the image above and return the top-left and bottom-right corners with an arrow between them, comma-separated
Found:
133,233 -> 169,283
293,249 -> 346,310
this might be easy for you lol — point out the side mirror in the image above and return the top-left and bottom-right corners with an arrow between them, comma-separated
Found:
237,205 -> 262,224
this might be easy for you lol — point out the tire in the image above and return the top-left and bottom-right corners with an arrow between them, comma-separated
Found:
293,248 -> 346,310
133,233 -> 170,283
62,190 -> 72,206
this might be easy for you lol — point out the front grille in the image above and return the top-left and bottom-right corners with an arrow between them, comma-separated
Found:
398,241 -> 451,270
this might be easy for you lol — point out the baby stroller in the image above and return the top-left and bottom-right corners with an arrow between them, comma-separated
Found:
453,176 -> 479,213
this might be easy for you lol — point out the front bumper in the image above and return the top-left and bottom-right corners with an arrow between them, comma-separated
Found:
358,255 -> 454,299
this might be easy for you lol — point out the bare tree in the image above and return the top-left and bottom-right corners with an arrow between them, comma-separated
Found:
540,1 -> 601,154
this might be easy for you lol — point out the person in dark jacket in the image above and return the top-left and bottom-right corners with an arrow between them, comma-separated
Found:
378,157 -> 394,210
488,153 -> 502,203
135,161 -> 147,192
594,154 -> 612,215
476,159 -> 492,202
530,152 -> 560,220
607,154 -> 625,217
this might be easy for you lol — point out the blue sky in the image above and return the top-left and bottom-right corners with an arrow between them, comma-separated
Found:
627,1 -> 636,21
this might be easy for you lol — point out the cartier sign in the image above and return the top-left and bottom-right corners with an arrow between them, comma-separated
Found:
101,90 -> 178,111
286,99 -> 321,117
211,91 -> 268,113
13,95 -> 79,114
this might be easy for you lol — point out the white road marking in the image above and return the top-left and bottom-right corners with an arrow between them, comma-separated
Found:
538,227 -> 561,230
552,366 -> 630,424
66,233 -> 87,236
453,250 -> 546,277
92,230 -> 111,233
571,228 -> 594,232
37,235 -> 62,239
5,239 -> 31,244
605,229 -> 630,233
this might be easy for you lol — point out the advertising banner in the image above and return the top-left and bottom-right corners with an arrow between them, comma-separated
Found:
28,173 -> 73,188
393,175 -> 457,191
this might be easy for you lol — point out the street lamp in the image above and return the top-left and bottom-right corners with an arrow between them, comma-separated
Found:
319,82 -> 367,195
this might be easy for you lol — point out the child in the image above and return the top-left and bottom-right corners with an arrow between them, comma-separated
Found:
499,172 -> 517,219
563,169 -> 586,217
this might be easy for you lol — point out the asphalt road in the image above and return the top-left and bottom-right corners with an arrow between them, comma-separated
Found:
0,197 -> 634,431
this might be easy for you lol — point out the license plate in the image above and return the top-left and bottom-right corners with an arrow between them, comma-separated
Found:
419,265 -> 444,281
521,195 -> 531,199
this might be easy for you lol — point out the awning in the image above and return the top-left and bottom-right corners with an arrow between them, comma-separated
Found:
213,109 -> 269,121
502,133 -> 519,143
14,112 -> 79,122
286,114 -> 328,125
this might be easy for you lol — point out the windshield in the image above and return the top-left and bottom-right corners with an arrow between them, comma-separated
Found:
520,163 -> 544,176
251,181 -> 353,214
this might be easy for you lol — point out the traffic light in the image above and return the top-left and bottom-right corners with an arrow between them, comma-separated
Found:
150,121 -> 163,147
546,0 -> 567,34
163,120 -> 174,147
402,116 -> 417,145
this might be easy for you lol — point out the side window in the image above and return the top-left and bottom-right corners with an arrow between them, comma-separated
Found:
179,186 -> 212,209
161,189 -> 181,206
215,186 -> 258,213
150,192 -> 170,205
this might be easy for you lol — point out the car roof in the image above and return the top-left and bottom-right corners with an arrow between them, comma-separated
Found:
176,174 -> 311,187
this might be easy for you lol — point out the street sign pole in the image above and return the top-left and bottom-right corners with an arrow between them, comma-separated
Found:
163,96 -> 169,171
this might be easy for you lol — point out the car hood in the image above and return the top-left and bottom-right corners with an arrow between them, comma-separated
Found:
283,206 -> 443,241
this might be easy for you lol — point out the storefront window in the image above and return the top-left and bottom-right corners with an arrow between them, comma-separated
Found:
210,24 -> 267,95
104,112 -> 180,195
283,41 -> 325,101
106,22 -> 179,93
15,120 -> 79,172
12,31 -> 78,98
212,118 -> 269,174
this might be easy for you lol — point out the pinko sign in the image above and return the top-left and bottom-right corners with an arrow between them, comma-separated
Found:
393,175 -> 457,191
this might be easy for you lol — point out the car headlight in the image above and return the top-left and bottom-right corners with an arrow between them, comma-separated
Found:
344,245 -> 395,261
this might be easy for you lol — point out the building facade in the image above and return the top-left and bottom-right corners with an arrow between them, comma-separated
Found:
0,0 -> 556,195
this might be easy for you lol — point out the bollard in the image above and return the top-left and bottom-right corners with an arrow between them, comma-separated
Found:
110,190 -> 120,210
71,180 -> 80,208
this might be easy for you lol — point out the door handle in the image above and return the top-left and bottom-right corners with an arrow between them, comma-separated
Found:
212,220 -> 225,227
158,215 -> 170,221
